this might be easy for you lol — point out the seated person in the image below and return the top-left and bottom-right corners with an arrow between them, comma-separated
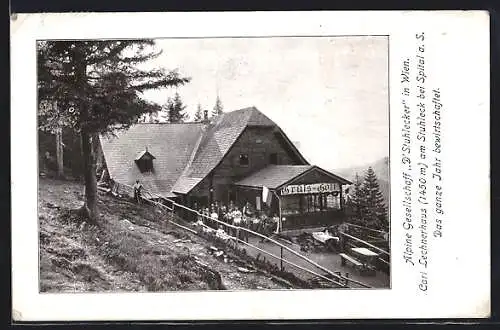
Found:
259,217 -> 270,242
251,214 -> 261,232
242,201 -> 254,217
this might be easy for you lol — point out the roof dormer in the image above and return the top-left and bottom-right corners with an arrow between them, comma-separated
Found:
135,147 -> 156,173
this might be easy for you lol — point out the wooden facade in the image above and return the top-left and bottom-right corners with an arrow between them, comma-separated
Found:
188,126 -> 305,206
185,126 -> 350,230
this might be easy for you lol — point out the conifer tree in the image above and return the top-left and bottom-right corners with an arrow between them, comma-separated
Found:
38,100 -> 65,178
149,112 -> 160,123
167,92 -> 188,123
348,173 -> 365,220
193,103 -> 203,122
37,40 -> 190,222
359,167 -> 388,230
211,95 -> 224,117
155,105 -> 169,123
137,113 -> 149,123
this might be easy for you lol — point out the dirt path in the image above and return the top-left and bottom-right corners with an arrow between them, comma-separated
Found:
39,178 -> 288,292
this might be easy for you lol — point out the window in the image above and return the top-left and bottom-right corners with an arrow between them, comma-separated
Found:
309,195 -> 321,212
136,157 -> 153,173
282,196 -> 301,215
269,153 -> 278,165
239,154 -> 249,166
135,151 -> 155,173
281,193 -> 342,215
296,193 -> 340,213
326,192 -> 341,210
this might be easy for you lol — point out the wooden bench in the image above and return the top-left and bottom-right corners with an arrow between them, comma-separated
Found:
339,253 -> 363,269
340,253 -> 377,276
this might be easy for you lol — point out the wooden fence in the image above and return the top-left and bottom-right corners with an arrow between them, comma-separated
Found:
107,181 -> 375,289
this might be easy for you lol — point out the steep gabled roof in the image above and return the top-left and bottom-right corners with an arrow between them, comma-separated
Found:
235,165 -> 352,190
101,106 -> 310,197
235,165 -> 314,189
134,149 -> 156,161
100,123 -> 204,197
186,106 -> 275,176
170,176 -> 204,195
172,106 -> 294,193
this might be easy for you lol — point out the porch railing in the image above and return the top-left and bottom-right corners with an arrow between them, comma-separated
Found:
107,181 -> 375,289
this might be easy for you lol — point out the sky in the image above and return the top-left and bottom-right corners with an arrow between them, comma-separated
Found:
141,36 -> 388,171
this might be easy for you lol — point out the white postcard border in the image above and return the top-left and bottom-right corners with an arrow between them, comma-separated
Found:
11,11 -> 490,320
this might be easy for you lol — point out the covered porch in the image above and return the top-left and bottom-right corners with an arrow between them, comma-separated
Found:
234,165 -> 352,231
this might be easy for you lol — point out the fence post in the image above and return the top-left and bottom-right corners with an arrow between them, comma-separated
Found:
170,201 -> 175,224
280,246 -> 284,271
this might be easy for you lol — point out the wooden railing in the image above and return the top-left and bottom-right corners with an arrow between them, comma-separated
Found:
106,181 -> 374,289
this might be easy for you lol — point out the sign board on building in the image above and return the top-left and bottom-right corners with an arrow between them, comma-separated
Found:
280,183 -> 340,196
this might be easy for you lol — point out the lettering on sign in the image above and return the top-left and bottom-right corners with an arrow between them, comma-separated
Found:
280,183 -> 340,196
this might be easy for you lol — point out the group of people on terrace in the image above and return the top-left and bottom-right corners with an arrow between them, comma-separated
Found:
130,179 -> 280,243
194,200 -> 281,243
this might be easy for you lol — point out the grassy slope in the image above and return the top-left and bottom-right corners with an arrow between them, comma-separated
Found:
39,178 -> 287,292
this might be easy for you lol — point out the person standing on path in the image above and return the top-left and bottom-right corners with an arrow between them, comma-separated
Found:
133,180 -> 143,204
337,222 -> 349,252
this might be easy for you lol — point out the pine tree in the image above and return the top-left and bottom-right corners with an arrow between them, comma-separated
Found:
359,167 -> 388,230
38,100 -> 65,178
144,106 -> 169,123
211,95 -> 224,118
149,112 -> 160,123
348,173 -> 365,220
137,113 -> 148,123
37,40 -> 190,222
157,106 -> 169,123
193,103 -> 203,122
167,92 -> 188,123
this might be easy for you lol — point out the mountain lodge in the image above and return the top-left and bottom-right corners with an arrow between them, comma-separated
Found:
99,107 -> 351,231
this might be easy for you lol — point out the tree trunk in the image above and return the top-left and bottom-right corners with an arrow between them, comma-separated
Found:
80,129 -> 98,222
95,135 -> 104,175
73,47 -> 98,223
55,128 -> 64,178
